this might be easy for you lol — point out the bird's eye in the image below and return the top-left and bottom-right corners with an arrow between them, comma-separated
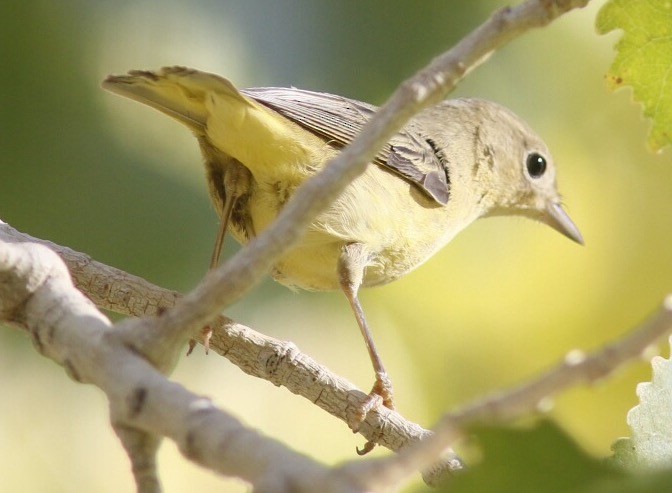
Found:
526,152 -> 547,178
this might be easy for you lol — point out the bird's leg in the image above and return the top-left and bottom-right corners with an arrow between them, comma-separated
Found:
209,192 -> 234,269
188,162 -> 251,356
210,163 -> 251,269
338,243 -> 395,439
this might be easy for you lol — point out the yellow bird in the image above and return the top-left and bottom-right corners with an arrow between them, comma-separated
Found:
103,67 -> 582,422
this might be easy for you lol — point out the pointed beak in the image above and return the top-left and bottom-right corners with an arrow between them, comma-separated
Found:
545,202 -> 584,245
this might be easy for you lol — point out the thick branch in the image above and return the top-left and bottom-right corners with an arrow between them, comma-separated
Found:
0,239 -> 344,493
0,221 -> 451,469
5,229 -> 672,492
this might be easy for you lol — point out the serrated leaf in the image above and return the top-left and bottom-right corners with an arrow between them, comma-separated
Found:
626,336 -> 672,469
596,0 -> 672,152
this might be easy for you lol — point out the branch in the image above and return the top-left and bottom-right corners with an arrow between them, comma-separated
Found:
5,228 -> 672,492
355,300 -> 672,490
0,238 -> 345,493
0,221 -> 445,461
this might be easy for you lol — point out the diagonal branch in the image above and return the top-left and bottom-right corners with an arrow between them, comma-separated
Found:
5,227 -> 672,491
0,220 -> 456,471
0,238 -> 338,493
354,300 -> 672,490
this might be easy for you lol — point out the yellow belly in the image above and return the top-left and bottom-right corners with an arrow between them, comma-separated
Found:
229,162 -> 467,292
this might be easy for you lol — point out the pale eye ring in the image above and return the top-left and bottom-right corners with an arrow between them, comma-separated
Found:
526,152 -> 547,178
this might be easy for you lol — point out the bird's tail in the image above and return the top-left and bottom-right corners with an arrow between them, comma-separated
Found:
102,66 -> 252,132
103,67 -> 325,181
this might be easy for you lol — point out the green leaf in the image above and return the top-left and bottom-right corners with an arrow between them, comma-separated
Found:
439,421 -> 621,493
427,421 -> 672,493
596,0 -> 672,152
626,339 -> 672,469
607,437 -> 638,470
578,469 -> 672,493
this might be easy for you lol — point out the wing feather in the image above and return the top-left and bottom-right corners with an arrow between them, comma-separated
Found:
241,87 -> 450,204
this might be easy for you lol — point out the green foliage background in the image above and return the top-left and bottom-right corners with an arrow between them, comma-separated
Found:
1,1 -> 671,491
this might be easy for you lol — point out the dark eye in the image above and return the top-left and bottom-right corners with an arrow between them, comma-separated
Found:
526,152 -> 547,178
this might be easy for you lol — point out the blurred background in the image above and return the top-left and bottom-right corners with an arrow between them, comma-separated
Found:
1,1 -> 671,491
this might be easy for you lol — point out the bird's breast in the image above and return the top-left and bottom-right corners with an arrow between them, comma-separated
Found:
227,163 -> 473,292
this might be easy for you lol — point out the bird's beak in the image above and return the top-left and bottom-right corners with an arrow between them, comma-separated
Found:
545,202 -> 584,245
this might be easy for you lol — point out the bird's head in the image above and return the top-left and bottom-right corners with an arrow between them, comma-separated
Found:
469,100 -> 583,245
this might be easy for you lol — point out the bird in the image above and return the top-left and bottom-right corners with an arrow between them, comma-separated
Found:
102,66 -> 583,425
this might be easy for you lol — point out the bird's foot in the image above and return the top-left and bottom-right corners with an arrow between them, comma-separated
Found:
186,325 -> 213,356
349,372 -> 395,455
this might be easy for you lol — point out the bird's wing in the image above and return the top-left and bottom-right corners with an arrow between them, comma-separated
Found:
242,87 -> 450,205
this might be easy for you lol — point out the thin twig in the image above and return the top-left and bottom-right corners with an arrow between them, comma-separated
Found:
351,299 -> 672,491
